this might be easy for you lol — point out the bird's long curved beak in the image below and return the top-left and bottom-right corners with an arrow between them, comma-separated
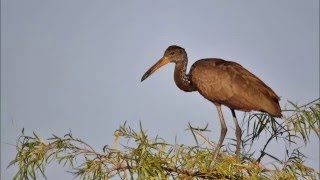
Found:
141,57 -> 170,82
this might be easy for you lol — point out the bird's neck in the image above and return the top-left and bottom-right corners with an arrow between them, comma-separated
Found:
174,58 -> 196,92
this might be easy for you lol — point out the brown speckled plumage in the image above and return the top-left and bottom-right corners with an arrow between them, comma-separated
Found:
189,58 -> 281,117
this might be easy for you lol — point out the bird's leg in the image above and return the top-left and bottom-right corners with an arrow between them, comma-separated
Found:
212,104 -> 227,163
231,109 -> 241,162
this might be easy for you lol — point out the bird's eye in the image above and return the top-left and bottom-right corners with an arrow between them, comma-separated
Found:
170,52 -> 175,55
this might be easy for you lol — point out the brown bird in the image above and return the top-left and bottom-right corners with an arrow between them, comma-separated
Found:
141,45 -> 281,163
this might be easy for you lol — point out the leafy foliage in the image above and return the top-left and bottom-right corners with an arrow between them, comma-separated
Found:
8,99 -> 320,179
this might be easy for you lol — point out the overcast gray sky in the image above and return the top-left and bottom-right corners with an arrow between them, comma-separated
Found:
1,1 -> 319,179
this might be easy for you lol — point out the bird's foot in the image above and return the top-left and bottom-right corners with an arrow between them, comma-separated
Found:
209,150 -> 220,168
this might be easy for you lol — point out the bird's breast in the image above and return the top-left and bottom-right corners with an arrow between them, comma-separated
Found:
190,60 -> 234,101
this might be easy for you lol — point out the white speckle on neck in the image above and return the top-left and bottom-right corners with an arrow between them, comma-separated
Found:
173,53 -> 196,92
180,59 -> 191,84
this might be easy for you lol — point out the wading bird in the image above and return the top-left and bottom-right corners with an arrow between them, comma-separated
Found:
141,45 -> 281,163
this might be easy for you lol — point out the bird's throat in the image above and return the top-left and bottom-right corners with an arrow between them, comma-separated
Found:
174,60 -> 196,92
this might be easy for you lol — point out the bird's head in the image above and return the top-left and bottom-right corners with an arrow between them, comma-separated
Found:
141,45 -> 186,82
